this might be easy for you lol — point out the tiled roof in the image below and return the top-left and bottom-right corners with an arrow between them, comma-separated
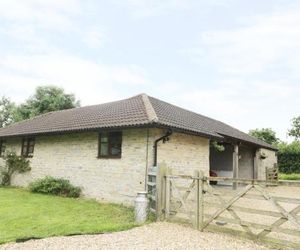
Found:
0,94 -> 276,150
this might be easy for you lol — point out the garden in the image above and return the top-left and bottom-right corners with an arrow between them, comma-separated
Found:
0,187 -> 136,244
0,153 -> 136,244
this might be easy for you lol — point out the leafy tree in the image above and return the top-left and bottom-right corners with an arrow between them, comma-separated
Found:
0,96 -> 15,128
249,128 -> 279,145
288,116 -> 300,140
14,86 -> 80,122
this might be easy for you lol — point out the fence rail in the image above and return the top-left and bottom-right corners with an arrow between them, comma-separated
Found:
152,166 -> 300,249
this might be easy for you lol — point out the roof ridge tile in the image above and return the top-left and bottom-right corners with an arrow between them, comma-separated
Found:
140,94 -> 158,123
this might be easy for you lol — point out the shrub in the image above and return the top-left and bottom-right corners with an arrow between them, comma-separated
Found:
29,176 -> 81,198
0,152 -> 31,186
278,141 -> 300,174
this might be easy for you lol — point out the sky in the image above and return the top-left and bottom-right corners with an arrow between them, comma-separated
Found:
0,0 -> 299,141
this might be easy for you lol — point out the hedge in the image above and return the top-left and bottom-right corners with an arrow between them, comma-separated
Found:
278,141 -> 300,174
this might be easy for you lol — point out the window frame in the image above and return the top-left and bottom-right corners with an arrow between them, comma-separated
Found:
98,131 -> 122,159
0,140 -> 6,157
21,137 -> 35,158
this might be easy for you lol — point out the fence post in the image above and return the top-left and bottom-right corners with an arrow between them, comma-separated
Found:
156,163 -> 167,220
165,168 -> 171,220
199,171 -> 204,231
195,170 -> 200,230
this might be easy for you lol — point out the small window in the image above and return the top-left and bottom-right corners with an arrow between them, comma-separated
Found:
21,138 -> 35,158
0,140 -> 6,157
98,132 -> 122,158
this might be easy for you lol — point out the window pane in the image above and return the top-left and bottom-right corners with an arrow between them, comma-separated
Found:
100,143 -> 108,156
28,139 -> 35,147
22,146 -> 27,156
110,132 -> 122,156
111,144 -> 121,156
28,146 -> 34,154
98,132 -> 122,158
100,133 -> 108,143
21,138 -> 35,157
0,141 -> 4,156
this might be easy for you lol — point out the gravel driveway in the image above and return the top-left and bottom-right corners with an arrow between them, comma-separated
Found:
0,222 -> 271,250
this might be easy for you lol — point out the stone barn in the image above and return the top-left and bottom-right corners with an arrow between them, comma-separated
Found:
0,94 -> 277,204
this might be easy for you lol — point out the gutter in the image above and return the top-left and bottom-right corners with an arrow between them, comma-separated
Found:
153,129 -> 173,166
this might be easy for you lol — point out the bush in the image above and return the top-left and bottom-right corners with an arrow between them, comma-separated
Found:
0,152 -> 31,186
278,141 -> 300,174
29,176 -> 81,198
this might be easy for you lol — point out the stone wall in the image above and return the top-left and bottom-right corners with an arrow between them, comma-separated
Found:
257,148 -> 277,180
2,129 -> 149,204
147,129 -> 210,176
239,145 -> 255,179
0,128 -> 210,204
145,129 -> 210,196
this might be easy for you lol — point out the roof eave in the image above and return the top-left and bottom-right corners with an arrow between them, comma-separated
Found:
0,122 -> 224,141
217,133 -> 278,151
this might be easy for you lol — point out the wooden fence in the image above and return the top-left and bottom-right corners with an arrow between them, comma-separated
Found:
153,166 -> 300,249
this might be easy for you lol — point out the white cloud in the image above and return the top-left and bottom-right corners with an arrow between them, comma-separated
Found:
111,0 -> 191,18
0,0 -> 81,31
0,54 -> 149,105
0,0 -> 99,53
0,1 -> 148,105
112,0 -> 232,18
193,7 -> 300,75
83,28 -> 107,49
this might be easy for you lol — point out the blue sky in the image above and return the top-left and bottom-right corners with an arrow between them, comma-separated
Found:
0,0 -> 299,141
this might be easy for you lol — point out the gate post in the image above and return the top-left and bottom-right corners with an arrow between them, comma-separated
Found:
199,171 -> 204,231
195,170 -> 200,230
156,163 -> 167,220
165,167 -> 172,220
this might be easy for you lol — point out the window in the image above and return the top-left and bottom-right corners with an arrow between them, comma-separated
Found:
0,140 -> 6,157
21,138 -> 35,157
98,132 -> 122,158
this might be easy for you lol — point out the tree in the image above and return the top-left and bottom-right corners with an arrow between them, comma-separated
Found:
288,116 -> 300,140
0,152 -> 31,186
249,128 -> 279,145
14,86 -> 80,122
0,96 -> 15,128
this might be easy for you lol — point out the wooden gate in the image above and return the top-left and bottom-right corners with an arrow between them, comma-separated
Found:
162,171 -> 300,249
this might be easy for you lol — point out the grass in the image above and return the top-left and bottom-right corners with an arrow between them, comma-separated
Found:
0,187 -> 137,244
279,173 -> 300,180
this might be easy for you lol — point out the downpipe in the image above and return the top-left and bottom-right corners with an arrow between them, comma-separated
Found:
153,129 -> 173,166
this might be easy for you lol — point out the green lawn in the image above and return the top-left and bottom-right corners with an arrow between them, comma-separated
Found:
0,187 -> 136,244
279,173 -> 300,180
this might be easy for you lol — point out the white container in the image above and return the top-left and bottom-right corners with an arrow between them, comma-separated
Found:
134,191 -> 149,224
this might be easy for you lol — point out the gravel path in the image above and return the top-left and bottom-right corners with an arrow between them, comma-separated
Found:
0,222 -> 271,250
